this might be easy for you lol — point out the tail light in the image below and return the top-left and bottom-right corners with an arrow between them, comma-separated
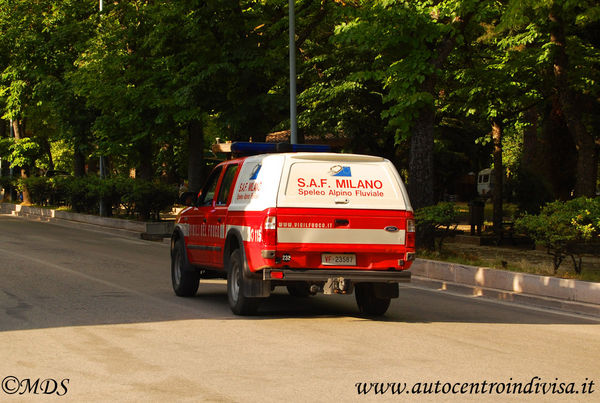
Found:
406,217 -> 415,248
261,213 -> 277,248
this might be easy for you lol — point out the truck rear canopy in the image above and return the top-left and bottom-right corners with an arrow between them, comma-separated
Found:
277,154 -> 410,211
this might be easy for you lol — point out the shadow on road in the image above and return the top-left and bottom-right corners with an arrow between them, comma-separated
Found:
1,215 -> 597,333
2,283 -> 597,333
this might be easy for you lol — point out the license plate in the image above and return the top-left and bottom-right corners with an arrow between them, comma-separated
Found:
322,253 -> 356,266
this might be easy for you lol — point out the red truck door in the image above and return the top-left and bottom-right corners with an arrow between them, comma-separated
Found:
187,165 -> 223,266
207,163 -> 240,268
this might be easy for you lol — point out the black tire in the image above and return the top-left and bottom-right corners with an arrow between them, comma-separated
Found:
286,283 -> 311,298
355,283 -> 391,316
227,249 -> 260,315
171,239 -> 200,297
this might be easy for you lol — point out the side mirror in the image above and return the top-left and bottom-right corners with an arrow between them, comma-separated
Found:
178,191 -> 197,207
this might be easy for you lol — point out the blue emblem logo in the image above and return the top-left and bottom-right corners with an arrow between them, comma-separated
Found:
249,164 -> 261,180
330,165 -> 352,177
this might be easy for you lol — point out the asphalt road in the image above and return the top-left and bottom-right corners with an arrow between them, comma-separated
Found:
0,215 -> 598,402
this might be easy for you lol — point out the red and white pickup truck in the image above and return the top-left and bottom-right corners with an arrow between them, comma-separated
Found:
171,143 -> 415,315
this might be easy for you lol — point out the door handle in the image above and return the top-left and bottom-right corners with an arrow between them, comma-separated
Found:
334,219 -> 349,227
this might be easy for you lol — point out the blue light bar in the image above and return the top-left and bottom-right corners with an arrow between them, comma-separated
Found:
230,142 -> 331,155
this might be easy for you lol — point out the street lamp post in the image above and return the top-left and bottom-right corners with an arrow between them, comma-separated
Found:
98,0 -> 106,216
289,0 -> 297,145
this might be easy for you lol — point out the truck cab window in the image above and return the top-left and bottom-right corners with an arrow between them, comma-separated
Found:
216,164 -> 239,206
197,166 -> 223,207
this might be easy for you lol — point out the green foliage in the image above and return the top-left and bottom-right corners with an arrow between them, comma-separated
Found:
8,138 -> 42,167
122,180 -> 178,221
508,166 -> 554,214
415,202 -> 460,251
1,0 -> 597,214
515,197 -> 600,273
17,177 -> 53,206
10,174 -> 177,221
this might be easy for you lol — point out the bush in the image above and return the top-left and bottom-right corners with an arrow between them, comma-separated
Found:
415,202 -> 460,251
508,166 -> 554,214
48,176 -> 71,206
515,197 -> 600,273
125,180 -> 178,221
65,177 -> 98,214
111,177 -> 135,215
18,177 -> 53,206
2,174 -> 178,221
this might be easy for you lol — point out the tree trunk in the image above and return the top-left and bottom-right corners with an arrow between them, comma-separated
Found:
187,119 -> 205,194
0,119 -> 6,139
136,136 -> 154,181
492,120 -> 503,236
549,8 -> 598,196
12,120 -> 32,205
74,149 -> 86,177
0,120 -> 7,177
407,22 -> 466,211
521,107 -> 538,173
41,137 -> 54,171
409,104 -> 435,211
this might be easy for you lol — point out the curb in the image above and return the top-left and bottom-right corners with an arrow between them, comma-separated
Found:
410,259 -> 600,317
0,202 -> 173,240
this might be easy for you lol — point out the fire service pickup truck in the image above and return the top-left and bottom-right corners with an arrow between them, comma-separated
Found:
171,142 -> 415,316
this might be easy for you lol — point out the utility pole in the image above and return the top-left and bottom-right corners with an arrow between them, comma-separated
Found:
289,0 -> 297,145
8,120 -> 16,201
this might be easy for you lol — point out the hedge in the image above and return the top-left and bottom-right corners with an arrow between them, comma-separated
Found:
6,176 -> 177,221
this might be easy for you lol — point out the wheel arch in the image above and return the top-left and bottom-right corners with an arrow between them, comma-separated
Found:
223,228 -> 244,271
171,227 -> 185,258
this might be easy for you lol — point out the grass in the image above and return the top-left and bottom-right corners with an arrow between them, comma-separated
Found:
418,247 -> 600,283
454,201 -> 519,222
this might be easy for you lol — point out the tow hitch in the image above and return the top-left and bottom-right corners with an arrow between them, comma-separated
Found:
323,277 -> 353,295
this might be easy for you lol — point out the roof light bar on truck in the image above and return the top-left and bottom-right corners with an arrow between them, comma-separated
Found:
230,142 -> 331,156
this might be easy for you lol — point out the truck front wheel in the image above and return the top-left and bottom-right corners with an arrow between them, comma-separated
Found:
355,283 -> 391,316
171,239 -> 200,297
227,249 -> 261,315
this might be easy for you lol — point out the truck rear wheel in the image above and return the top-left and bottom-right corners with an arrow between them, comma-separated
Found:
171,239 -> 200,297
355,283 -> 391,316
227,249 -> 260,315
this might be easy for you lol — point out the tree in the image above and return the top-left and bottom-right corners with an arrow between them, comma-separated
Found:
313,1 -> 491,210
502,0 -> 600,197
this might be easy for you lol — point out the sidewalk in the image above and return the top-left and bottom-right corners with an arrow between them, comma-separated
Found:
0,202 -> 173,240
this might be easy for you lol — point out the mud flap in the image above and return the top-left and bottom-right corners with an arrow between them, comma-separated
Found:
373,283 -> 399,299
242,274 -> 271,298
